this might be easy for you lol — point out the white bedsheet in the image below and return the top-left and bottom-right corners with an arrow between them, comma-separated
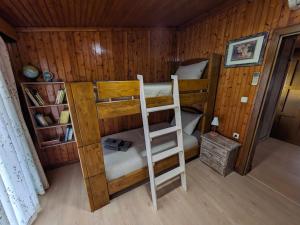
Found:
102,123 -> 199,180
144,82 -> 172,98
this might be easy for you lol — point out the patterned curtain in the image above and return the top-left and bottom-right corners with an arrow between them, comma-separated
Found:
0,37 -> 48,225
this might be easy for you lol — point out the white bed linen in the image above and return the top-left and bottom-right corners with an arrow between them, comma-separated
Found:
144,82 -> 172,98
101,123 -> 199,180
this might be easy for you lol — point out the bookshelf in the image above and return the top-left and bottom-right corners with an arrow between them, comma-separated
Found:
21,82 -> 75,151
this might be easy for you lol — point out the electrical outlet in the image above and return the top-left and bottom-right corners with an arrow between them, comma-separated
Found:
233,132 -> 240,140
241,96 -> 248,103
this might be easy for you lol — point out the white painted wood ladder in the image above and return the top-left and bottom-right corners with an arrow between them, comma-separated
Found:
137,75 -> 187,210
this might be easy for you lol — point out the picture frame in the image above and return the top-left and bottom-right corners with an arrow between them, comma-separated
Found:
224,32 -> 268,67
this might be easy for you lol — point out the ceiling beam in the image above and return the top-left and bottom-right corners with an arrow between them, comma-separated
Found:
0,17 -> 17,40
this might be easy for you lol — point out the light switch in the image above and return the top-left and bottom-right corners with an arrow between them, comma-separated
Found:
241,97 -> 248,103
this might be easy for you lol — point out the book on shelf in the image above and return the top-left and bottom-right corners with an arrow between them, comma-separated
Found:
59,110 -> 70,124
67,127 -> 73,141
24,88 -> 39,106
35,113 -> 48,127
24,88 -> 46,106
44,115 -> 54,125
32,89 -> 45,106
55,89 -> 66,104
64,126 -> 73,142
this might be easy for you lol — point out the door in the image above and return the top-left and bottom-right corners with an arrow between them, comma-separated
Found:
271,52 -> 300,146
257,36 -> 297,141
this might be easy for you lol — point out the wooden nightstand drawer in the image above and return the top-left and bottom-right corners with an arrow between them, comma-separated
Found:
200,151 -> 227,175
200,147 -> 227,166
201,141 -> 228,158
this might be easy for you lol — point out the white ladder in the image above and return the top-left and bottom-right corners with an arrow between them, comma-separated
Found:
137,75 -> 187,210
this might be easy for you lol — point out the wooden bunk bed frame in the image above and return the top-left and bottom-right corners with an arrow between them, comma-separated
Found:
65,53 -> 221,211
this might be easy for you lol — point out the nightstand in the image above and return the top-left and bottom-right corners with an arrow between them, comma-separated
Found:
200,132 -> 241,176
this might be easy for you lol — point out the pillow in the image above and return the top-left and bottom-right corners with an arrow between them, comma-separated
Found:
171,110 -> 202,135
175,60 -> 208,80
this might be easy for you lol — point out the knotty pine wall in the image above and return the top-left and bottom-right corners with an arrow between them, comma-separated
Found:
177,0 -> 300,169
7,28 -> 176,169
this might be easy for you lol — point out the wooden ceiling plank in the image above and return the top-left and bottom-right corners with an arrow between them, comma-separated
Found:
0,0 -> 24,26
0,0 -> 229,27
57,0 -> 68,27
15,0 -> 43,26
74,0 -> 81,27
43,0 -> 60,27
67,0 -> 75,27
5,0 -> 34,26
28,0 -> 51,26
36,0 -> 53,26
80,0 -> 88,26
85,0 -> 96,27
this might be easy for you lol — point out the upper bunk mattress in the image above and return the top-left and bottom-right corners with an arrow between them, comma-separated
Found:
101,122 -> 199,181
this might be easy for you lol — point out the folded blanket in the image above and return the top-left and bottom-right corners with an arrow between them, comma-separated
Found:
104,138 -> 132,152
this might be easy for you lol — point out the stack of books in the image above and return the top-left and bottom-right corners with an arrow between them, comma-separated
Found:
35,113 -> 54,127
55,89 -> 66,104
25,88 -> 45,106
64,126 -> 74,142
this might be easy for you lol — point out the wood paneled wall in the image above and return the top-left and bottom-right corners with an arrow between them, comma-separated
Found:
8,0 -> 300,172
177,0 -> 300,171
7,28 -> 176,168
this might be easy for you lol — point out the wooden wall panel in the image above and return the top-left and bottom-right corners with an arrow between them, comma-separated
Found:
177,0 -> 300,171
7,28 -> 176,169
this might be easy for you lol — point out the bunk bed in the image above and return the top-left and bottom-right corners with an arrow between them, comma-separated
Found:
65,53 -> 221,211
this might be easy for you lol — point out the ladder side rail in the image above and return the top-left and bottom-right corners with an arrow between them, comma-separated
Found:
171,75 -> 187,191
137,74 -> 158,210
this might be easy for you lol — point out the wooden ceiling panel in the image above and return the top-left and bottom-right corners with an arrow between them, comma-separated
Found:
0,0 -> 228,27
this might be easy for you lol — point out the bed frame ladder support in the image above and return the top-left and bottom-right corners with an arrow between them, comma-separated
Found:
137,74 -> 187,210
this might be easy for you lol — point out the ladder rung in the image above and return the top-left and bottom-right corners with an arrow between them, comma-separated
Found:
147,104 -> 177,113
149,126 -> 179,139
155,167 -> 184,186
152,147 -> 182,163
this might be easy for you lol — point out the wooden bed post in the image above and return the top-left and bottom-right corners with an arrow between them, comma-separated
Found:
201,54 -> 222,133
65,82 -> 109,211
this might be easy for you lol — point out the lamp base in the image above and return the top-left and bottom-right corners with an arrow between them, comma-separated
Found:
211,125 -> 218,132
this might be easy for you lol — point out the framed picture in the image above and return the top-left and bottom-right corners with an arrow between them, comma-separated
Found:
224,32 -> 268,67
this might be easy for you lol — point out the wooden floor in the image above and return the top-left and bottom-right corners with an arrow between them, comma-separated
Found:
34,159 -> 300,225
250,138 -> 300,205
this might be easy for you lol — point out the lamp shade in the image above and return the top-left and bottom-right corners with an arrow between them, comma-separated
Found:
211,116 -> 219,126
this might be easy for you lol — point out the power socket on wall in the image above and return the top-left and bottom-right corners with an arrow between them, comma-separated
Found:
232,132 -> 240,140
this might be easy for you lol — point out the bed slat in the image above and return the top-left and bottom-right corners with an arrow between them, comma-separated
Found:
179,79 -> 209,92
97,81 -> 140,99
146,96 -> 173,108
180,92 -> 208,106
97,99 -> 141,119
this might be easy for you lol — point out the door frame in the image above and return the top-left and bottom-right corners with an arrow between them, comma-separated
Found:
239,24 -> 300,174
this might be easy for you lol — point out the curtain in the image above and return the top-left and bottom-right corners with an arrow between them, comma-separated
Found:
0,37 -> 48,225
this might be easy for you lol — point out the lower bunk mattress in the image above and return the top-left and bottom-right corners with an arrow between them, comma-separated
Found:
101,122 -> 199,181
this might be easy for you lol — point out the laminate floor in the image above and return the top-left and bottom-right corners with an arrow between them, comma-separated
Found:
250,137 -> 300,205
34,159 -> 300,225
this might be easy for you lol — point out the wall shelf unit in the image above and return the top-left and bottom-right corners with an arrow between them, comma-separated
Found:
21,81 -> 78,169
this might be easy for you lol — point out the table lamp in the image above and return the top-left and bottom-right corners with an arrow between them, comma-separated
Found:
211,116 -> 219,132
